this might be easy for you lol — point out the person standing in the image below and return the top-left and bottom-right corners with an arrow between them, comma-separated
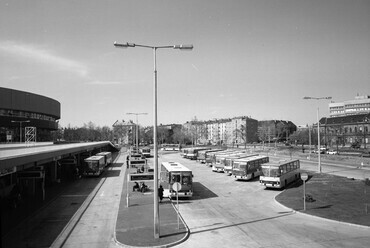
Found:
158,185 -> 164,203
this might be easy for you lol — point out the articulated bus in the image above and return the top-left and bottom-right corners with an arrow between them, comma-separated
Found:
224,154 -> 259,175
232,155 -> 269,180
96,152 -> 113,167
160,162 -> 193,198
84,155 -> 105,176
260,160 -> 300,189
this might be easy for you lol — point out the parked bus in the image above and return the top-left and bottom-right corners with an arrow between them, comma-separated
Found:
96,152 -> 113,167
260,159 -> 300,189
207,149 -> 239,166
84,155 -> 105,176
140,147 -> 151,157
212,151 -> 249,172
185,147 -> 209,160
232,155 -> 269,180
224,154 -> 259,175
197,149 -> 224,163
160,162 -> 193,198
162,144 -> 181,151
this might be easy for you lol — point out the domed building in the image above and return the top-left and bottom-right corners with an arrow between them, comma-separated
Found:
0,87 -> 61,142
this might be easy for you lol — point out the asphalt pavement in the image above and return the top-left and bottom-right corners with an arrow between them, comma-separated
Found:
2,148 -> 369,248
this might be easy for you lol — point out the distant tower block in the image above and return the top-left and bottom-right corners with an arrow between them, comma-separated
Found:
25,126 -> 37,145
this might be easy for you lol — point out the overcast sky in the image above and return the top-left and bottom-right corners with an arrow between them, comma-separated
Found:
1,0 -> 369,128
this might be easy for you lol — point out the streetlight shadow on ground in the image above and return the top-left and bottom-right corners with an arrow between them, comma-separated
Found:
190,212 -> 295,235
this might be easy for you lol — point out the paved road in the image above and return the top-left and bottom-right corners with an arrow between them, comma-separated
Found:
26,150 -> 368,248
51,154 -> 126,248
162,153 -> 370,248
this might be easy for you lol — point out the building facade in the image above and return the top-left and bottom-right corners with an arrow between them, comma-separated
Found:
0,87 -> 61,142
320,113 -> 370,148
329,95 -> 370,117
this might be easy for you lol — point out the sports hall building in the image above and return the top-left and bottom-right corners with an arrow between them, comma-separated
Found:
0,87 -> 60,142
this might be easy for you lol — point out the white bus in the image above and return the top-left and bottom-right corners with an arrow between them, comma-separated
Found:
96,152 -> 113,167
162,144 -> 181,151
212,151 -> 247,172
224,154 -> 259,175
197,149 -> 224,163
232,155 -> 269,180
140,147 -> 151,157
260,159 -> 300,189
207,149 -> 239,167
84,155 -> 105,176
160,162 -> 193,198
185,147 -> 209,160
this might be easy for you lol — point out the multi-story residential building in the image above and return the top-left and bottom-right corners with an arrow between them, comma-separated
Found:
329,95 -> 370,117
258,120 -> 297,143
320,113 -> 370,148
226,116 -> 258,146
205,118 -> 230,145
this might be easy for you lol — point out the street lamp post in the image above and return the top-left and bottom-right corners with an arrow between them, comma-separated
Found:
11,120 -> 30,143
127,113 -> 148,150
303,96 -> 332,173
114,41 -> 193,239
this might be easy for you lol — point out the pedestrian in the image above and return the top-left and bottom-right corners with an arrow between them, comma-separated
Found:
158,185 -> 164,203
126,155 -> 130,168
133,182 -> 139,191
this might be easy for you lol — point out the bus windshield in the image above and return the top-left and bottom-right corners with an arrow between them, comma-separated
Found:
182,172 -> 192,185
261,167 -> 281,177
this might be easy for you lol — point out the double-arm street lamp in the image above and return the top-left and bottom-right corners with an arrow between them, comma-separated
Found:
11,120 -> 30,143
114,41 -> 193,238
303,96 -> 332,173
127,112 -> 148,150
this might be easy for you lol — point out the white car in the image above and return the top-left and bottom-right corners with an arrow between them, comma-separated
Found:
327,150 -> 338,155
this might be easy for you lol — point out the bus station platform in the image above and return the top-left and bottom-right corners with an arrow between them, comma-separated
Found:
115,178 -> 189,247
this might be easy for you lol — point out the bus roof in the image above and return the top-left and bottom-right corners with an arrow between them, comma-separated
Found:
234,155 -> 268,163
225,153 -> 259,160
84,155 -> 105,161
161,162 -> 192,172
261,159 -> 300,168
96,152 -> 111,156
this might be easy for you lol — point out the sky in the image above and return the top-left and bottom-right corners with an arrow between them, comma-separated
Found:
1,0 -> 369,128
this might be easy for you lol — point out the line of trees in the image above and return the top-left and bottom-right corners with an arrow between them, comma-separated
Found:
54,121 -> 313,147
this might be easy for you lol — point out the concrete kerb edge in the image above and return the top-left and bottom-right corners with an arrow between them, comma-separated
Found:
274,190 -> 370,230
50,178 -> 106,247
165,199 -> 190,248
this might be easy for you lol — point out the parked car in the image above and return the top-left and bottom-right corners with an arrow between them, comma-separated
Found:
361,151 -> 370,158
351,142 -> 361,149
314,148 -> 327,154
327,150 -> 338,155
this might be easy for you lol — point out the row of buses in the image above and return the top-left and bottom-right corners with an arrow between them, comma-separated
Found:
181,147 -> 301,189
84,151 -> 113,176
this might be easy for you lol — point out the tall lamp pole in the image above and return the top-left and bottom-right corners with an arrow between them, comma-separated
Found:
114,41 -> 193,238
11,120 -> 30,143
127,112 -> 148,150
303,96 -> 332,173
